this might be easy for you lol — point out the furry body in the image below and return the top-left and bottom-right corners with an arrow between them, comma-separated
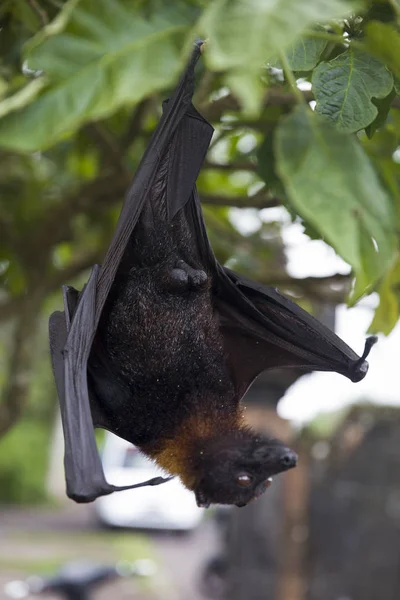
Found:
89,212 -> 243,489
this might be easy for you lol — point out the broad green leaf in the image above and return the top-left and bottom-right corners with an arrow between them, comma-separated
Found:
366,21 -> 400,77
286,37 -> 327,71
312,50 -> 393,133
362,114 -> 400,211
369,257 -> 400,335
226,71 -> 265,117
0,0 -> 198,151
275,106 -> 396,299
200,0 -> 359,71
24,0 -> 81,50
0,77 -> 47,119
0,78 -> 8,99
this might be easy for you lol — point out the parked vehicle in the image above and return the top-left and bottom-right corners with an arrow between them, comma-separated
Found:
93,433 -> 204,532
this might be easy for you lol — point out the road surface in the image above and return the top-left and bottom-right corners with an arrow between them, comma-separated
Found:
0,504 -> 220,600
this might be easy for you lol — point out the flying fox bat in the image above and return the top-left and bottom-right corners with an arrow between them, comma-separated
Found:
49,41 -> 375,508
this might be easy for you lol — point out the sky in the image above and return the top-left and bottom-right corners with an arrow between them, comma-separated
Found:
229,206 -> 400,425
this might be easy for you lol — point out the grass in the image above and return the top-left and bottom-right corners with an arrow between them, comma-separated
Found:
0,530 -> 156,575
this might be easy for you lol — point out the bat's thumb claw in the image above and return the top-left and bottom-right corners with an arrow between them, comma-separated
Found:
349,335 -> 378,382
361,335 -> 378,360
200,39 -> 209,54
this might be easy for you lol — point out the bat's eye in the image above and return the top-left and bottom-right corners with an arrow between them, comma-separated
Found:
236,473 -> 253,487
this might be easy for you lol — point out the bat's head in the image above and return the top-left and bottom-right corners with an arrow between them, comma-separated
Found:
193,431 -> 297,508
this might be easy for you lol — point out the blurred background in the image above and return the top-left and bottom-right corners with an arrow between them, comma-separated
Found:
2,1 -> 400,599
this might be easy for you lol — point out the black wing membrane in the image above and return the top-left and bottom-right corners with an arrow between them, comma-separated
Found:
49,40 -> 372,504
213,268 -> 374,399
49,271 -> 173,501
180,190 -> 374,400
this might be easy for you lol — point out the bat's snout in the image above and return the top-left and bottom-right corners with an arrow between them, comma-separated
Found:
253,441 -> 298,471
280,449 -> 297,470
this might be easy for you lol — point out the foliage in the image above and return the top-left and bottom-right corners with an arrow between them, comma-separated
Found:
0,419 -> 49,504
276,105 -> 395,301
0,306 -> 56,503
312,50 -> 393,132
1,0 -> 400,446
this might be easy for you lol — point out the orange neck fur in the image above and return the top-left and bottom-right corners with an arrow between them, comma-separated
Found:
143,408 -> 245,490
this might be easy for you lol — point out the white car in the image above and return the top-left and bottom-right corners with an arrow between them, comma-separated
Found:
93,433 -> 204,532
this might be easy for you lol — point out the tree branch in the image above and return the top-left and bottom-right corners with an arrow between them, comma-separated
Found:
202,88 -> 400,122
84,124 -> 130,176
201,192 -> 281,209
27,0 -> 49,27
0,295 -> 26,324
38,174 -> 129,248
39,170 -> 280,251
121,98 -> 154,150
267,273 -> 352,304
47,248 -> 104,291
204,160 -> 258,171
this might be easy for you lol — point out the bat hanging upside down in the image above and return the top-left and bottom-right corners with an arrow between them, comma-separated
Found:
49,41 -> 375,508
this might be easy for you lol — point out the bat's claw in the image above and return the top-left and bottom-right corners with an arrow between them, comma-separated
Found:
199,39 -> 208,54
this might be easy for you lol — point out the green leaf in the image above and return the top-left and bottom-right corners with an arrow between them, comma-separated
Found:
286,37 -> 327,71
275,105 -> 396,299
199,0 -> 359,112
312,49 -> 393,133
226,71 -> 265,117
362,113 -> 400,210
0,78 -> 8,100
200,0 -> 359,71
369,257 -> 400,335
0,77 -> 47,119
366,21 -> 400,77
0,0 -> 198,151
365,86 -> 396,138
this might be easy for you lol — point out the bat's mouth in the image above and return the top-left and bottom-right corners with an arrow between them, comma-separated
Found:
194,477 -> 274,508
264,477 -> 273,491
235,477 -> 273,508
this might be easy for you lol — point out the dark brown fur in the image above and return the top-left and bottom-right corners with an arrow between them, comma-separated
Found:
89,214 -> 237,439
